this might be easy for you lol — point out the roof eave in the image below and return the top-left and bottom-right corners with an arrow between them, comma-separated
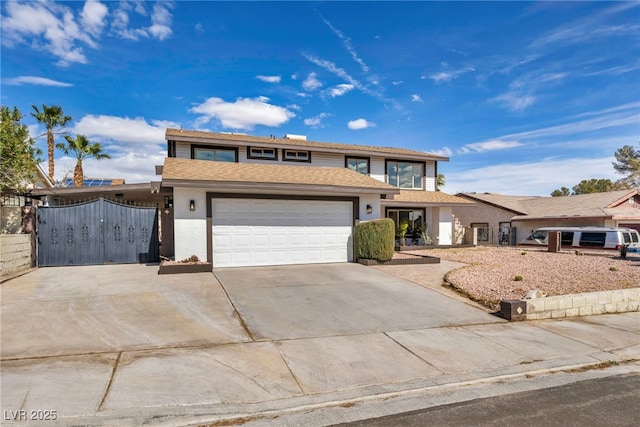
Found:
31,183 -> 157,196
511,214 -> 614,221
166,130 -> 448,161
162,179 -> 400,195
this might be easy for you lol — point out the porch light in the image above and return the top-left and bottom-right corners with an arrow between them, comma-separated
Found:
189,200 -> 196,211
366,204 -> 373,214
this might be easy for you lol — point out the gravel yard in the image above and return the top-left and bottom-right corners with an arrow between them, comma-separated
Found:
403,246 -> 640,310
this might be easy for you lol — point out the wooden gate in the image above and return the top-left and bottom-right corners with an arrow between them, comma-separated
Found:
37,198 -> 159,266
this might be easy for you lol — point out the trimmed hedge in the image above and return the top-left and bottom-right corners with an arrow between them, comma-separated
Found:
355,218 -> 395,262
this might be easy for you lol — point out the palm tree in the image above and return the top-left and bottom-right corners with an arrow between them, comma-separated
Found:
31,104 -> 72,182
56,135 -> 111,187
436,173 -> 445,191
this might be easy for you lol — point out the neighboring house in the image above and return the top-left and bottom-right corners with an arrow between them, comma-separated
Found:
56,177 -> 126,187
160,129 -> 473,268
454,190 -> 640,245
1,165 -> 54,234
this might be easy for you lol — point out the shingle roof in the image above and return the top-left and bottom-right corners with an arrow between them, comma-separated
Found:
162,157 -> 399,193
460,190 -> 639,220
514,190 -> 639,219
386,190 -> 475,205
457,193 -> 540,215
165,128 -> 448,161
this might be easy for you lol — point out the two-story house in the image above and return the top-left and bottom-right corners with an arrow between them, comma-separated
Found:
159,128 -> 473,267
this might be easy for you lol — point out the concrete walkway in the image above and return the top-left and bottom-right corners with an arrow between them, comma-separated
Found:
1,263 -> 638,426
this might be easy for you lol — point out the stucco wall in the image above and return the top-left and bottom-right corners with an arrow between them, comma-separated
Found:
453,204 -> 515,229
173,187 -> 208,262
0,234 -> 33,277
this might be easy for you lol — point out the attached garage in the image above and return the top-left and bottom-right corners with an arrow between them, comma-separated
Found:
211,198 -> 354,268
162,157 -> 400,269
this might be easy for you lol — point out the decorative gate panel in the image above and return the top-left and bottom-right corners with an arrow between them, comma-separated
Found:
37,198 -> 159,266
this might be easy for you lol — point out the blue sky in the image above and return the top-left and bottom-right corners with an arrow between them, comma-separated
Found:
2,1 -> 639,196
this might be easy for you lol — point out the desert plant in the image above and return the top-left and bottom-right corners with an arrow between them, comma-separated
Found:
521,251 -> 527,255
180,255 -> 200,263
399,220 -> 409,242
419,225 -> 433,245
609,266 -> 618,272
355,219 -> 395,261
514,275 -> 524,281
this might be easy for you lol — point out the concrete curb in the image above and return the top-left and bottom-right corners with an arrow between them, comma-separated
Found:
41,355 -> 640,427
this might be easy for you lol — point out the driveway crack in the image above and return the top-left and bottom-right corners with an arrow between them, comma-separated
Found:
214,272 -> 255,341
97,352 -> 121,412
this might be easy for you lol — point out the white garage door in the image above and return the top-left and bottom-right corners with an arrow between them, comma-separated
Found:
212,198 -> 354,267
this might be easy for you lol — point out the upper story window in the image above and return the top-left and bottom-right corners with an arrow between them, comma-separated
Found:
386,160 -> 423,189
192,145 -> 238,162
346,156 -> 370,175
248,146 -> 277,160
283,149 -> 311,162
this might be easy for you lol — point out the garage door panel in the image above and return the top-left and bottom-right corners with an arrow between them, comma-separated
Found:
212,199 -> 353,267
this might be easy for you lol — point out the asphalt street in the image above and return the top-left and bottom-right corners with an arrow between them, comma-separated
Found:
337,373 -> 640,427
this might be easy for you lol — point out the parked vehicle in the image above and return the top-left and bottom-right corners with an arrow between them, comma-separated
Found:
518,227 -> 640,252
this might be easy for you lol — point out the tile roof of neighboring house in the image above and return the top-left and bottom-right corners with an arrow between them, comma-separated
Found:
386,190 -> 475,206
457,193 -> 540,215
460,190 -> 639,220
165,128 -> 448,161
161,157 -> 400,194
513,189 -> 639,220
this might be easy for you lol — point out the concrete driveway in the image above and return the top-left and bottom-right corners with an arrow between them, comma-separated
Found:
4,262 -> 635,426
214,262 -> 501,340
0,265 -> 250,359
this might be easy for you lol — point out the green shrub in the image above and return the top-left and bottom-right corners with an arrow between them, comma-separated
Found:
609,266 -> 617,272
355,218 -> 395,261
514,275 -> 524,281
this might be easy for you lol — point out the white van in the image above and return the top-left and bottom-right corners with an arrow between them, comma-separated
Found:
519,227 -> 640,251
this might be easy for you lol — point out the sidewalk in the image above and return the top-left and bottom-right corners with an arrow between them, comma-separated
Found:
1,264 -> 638,426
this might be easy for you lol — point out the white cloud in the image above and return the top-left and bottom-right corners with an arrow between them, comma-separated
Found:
81,0 -> 108,37
347,118 -> 376,130
54,151 -> 165,184
51,113 -> 176,182
392,81 -> 403,86
429,147 -> 453,157
327,84 -> 354,97
190,96 -> 295,130
445,157 -> 619,196
111,1 -> 174,41
302,72 -> 322,91
530,2 -> 640,50
149,2 -> 174,41
1,0 -> 172,66
1,0 -> 104,66
72,114 -> 175,148
411,94 -> 422,102
194,23 -> 204,34
303,53 -> 386,101
491,91 -> 536,112
500,102 -> 640,141
320,15 -> 369,72
428,66 -> 475,84
256,75 -> 282,83
4,76 -> 73,87
304,113 -> 331,128
490,70 -> 567,112
458,140 -> 524,154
